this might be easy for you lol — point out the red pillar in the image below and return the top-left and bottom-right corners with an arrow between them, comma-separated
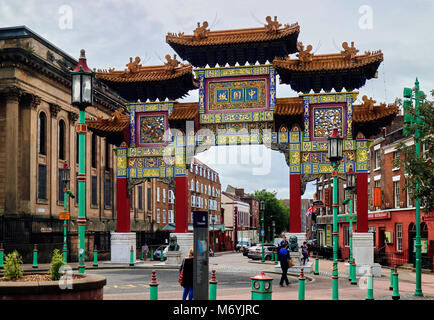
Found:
116,177 -> 130,233
175,176 -> 188,233
356,172 -> 368,233
289,173 -> 301,233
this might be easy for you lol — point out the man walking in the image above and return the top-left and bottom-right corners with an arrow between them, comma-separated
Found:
278,243 -> 290,287
142,243 -> 149,261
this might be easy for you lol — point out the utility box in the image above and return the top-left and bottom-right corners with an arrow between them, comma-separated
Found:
193,210 -> 209,300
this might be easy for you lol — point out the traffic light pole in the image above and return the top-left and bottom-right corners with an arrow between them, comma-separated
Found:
403,78 -> 424,297
414,79 -> 423,297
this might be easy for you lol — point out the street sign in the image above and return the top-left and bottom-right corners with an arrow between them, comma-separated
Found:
260,230 -> 264,236
59,212 -> 70,220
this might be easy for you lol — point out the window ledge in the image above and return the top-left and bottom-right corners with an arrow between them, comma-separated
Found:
36,199 -> 49,205
392,167 -> 400,171
374,167 -> 381,172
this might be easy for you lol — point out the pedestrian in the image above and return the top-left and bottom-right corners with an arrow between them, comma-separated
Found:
278,244 -> 290,287
179,248 -> 194,300
301,241 -> 309,265
279,235 -> 289,250
142,243 -> 149,261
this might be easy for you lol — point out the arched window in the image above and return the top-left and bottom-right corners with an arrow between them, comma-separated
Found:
38,112 -> 46,155
58,120 -> 65,160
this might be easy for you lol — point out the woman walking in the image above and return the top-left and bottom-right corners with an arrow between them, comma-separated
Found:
179,248 -> 194,300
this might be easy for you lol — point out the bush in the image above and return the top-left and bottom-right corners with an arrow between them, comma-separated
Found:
49,249 -> 65,281
3,250 -> 23,280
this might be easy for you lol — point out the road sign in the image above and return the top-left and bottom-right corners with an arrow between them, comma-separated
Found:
60,212 -> 70,220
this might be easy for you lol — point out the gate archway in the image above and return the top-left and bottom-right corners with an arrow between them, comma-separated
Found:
87,17 -> 398,242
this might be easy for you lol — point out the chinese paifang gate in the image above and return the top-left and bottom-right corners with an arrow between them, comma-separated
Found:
87,17 -> 398,262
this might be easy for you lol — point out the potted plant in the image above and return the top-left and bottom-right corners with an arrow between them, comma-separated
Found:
0,249 -> 106,300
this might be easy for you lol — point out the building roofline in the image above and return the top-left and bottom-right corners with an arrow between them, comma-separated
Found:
0,26 -> 77,64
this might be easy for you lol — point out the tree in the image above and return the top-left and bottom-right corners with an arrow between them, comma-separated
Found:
394,89 -> 434,212
249,189 -> 289,236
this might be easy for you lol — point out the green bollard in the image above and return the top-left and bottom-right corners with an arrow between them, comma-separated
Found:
209,269 -> 218,300
32,244 -> 38,268
141,249 -> 144,261
250,272 -> 273,300
298,268 -> 306,300
150,250 -> 154,261
392,266 -> 400,300
314,255 -> 319,275
129,246 -> 135,266
350,259 -> 357,285
160,248 -> 164,262
93,247 -> 98,267
389,268 -> 394,290
274,251 -> 278,264
0,243 -> 4,269
366,266 -> 374,300
149,270 -> 159,300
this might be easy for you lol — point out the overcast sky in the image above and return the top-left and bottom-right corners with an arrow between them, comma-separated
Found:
1,0 -> 433,199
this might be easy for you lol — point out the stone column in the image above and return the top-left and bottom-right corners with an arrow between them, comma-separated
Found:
110,142 -> 135,263
3,86 -> 23,214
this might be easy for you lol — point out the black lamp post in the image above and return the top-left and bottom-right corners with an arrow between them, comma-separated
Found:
327,127 -> 343,300
71,49 -> 94,274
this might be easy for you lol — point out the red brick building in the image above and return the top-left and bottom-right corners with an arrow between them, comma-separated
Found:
187,158 -> 226,251
316,116 -> 433,269
365,116 -> 433,270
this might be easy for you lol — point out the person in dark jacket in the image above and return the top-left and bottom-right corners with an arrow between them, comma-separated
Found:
180,248 -> 194,300
278,244 -> 290,287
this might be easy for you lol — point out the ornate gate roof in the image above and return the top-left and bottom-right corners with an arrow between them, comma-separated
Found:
274,42 -> 383,93
166,16 -> 299,67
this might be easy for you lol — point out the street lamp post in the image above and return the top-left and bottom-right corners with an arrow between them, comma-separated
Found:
212,215 -> 216,256
272,221 -> 275,243
327,127 -> 343,300
403,78 -> 425,297
345,165 -> 356,283
71,49 -> 94,274
260,200 -> 265,262
61,163 -> 74,263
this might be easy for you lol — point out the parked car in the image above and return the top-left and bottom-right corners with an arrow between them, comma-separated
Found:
236,238 -> 252,253
154,245 -> 168,260
247,243 -> 277,261
244,245 -> 259,257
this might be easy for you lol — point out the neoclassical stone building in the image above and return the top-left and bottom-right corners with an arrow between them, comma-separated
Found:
0,26 -> 133,262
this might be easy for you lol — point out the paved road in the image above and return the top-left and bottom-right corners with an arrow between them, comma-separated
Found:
87,268 -> 298,295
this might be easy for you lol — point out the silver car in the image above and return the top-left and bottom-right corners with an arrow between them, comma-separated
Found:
247,244 -> 277,261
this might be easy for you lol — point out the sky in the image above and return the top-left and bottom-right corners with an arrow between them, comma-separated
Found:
1,0 -> 433,199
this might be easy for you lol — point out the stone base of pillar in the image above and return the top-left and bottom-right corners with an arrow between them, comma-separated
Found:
165,251 -> 182,266
345,262 -> 382,278
351,232 -> 382,277
170,232 -> 193,260
110,232 -> 136,264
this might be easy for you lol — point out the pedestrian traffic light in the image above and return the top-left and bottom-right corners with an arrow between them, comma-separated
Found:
403,87 -> 412,99
403,99 -> 412,111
